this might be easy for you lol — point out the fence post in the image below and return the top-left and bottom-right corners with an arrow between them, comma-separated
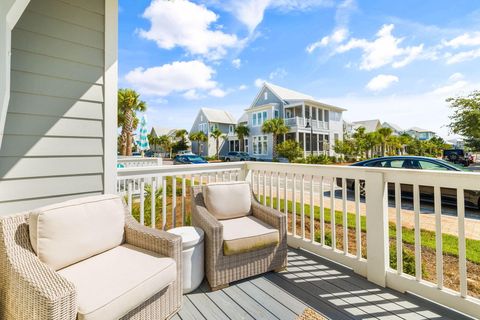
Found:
365,170 -> 389,287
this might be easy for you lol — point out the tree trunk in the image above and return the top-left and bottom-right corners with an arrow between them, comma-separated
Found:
272,134 -> 277,159
216,139 -> 219,159
125,109 -> 134,156
239,136 -> 244,152
120,127 -> 128,156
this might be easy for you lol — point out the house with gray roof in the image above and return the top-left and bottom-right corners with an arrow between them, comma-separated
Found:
405,127 -> 436,141
190,107 -> 236,157
244,82 -> 346,160
382,122 -> 403,135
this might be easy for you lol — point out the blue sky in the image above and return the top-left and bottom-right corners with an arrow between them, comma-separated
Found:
118,0 -> 480,138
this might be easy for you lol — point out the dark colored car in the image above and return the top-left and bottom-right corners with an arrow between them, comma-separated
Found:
144,150 -> 155,157
443,149 -> 470,166
173,155 -> 208,165
337,156 -> 480,210
222,151 -> 254,162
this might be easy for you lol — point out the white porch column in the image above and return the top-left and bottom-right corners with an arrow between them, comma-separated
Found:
301,103 -> 305,125
365,170 -> 389,287
295,131 -> 299,143
303,132 -> 306,152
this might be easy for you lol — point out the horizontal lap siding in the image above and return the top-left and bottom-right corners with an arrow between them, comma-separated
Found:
0,0 -> 106,215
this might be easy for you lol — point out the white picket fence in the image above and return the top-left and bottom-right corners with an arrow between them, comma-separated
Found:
116,161 -> 480,318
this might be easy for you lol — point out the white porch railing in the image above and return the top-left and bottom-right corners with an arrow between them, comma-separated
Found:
117,156 -> 162,168
116,162 -> 480,318
284,117 -> 329,130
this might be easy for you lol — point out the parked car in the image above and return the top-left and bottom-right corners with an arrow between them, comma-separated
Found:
173,155 -> 208,165
443,149 -> 470,166
221,151 -> 255,162
337,156 -> 480,210
177,150 -> 195,155
144,150 -> 155,157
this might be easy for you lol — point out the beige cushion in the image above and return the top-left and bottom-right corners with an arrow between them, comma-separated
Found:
29,194 -> 125,270
203,182 -> 251,220
58,244 -> 176,320
220,216 -> 279,256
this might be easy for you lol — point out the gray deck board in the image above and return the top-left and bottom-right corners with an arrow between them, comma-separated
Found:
178,249 -> 474,320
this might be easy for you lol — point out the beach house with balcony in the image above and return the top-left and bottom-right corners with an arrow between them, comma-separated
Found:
245,82 -> 346,160
190,107 -> 236,157
406,127 -> 437,140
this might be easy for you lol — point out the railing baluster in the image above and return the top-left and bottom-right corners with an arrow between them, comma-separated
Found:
276,172 -> 281,210
413,183 -> 421,281
342,178 -> 348,254
354,178 -> 361,258
182,176 -> 186,226
331,177 -> 336,250
320,176 -> 325,245
127,181 -> 133,214
395,182 -> 402,274
269,171 -> 274,209
310,175 -> 314,243
300,174 -> 306,239
139,179 -> 145,225
457,188 -> 467,298
434,185 -> 443,288
200,174 -> 204,185
263,170 -> 267,206
191,174 -> 196,187
292,174 -> 297,237
256,171 -> 260,198
162,176 -> 167,230
151,177 -> 156,229
284,172 -> 288,232
172,176 -> 177,228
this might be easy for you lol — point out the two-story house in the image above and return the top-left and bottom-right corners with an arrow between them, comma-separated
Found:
244,83 -> 346,160
406,127 -> 436,141
190,107 -> 236,157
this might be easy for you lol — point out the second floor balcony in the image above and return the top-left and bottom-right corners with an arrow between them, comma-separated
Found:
285,116 -> 330,131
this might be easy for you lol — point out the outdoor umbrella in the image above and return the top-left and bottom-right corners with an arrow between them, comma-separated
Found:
137,114 -> 150,156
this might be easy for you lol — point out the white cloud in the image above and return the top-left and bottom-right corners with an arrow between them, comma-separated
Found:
269,68 -> 287,80
232,58 -> 242,68
138,0 -> 241,60
365,74 -> 399,92
224,0 -> 332,34
239,84 -> 248,90
183,89 -> 202,100
125,60 -> 219,97
449,72 -> 464,82
443,32 -> 480,48
254,78 -> 266,88
336,24 -> 424,70
209,88 -> 228,97
306,28 -> 348,53
431,80 -> 469,96
445,48 -> 480,64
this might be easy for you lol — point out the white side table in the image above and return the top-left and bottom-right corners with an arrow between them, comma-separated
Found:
167,226 -> 204,294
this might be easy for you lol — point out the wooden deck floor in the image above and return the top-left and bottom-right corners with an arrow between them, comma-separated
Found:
172,249 -> 474,320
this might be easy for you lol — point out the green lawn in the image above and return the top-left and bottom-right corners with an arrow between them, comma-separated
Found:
259,195 -> 480,264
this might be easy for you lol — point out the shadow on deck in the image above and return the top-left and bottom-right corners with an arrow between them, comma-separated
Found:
176,249 -> 473,320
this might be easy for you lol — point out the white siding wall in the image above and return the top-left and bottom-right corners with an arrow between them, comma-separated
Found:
0,0 -> 106,214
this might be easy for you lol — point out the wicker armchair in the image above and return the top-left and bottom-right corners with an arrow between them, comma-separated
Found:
0,196 -> 182,320
191,183 -> 287,290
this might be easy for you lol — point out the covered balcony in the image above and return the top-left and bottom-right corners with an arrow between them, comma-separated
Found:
117,161 -> 480,319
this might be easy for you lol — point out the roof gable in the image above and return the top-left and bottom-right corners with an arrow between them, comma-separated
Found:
200,107 -> 236,124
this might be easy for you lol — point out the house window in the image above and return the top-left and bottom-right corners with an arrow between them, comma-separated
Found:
244,139 -> 249,153
264,91 -> 268,100
210,123 -> 217,131
229,125 -> 234,134
198,123 -> 207,133
334,133 -> 339,141
200,115 -> 203,121
330,111 -> 341,121
324,110 -> 329,122
274,110 -> 279,118
252,111 -> 268,126
253,135 -> 268,155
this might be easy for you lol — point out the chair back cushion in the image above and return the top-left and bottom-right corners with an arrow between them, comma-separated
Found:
203,182 -> 251,220
29,194 -> 125,270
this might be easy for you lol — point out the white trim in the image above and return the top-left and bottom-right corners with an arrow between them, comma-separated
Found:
0,0 -> 31,148
103,0 -> 118,194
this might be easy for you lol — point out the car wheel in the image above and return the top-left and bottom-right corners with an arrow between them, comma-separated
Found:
225,158 -> 230,162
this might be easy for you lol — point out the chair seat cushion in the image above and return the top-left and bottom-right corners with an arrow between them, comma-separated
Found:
58,244 -> 176,320
220,216 -> 279,256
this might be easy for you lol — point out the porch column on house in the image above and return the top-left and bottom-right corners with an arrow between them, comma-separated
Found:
302,103 -> 305,125
295,131 -> 299,143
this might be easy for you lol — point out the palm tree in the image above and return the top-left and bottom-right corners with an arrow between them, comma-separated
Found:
261,119 -> 289,159
364,132 -> 379,158
158,135 -> 172,158
210,128 -> 224,159
234,124 -> 250,152
118,89 -> 147,155
377,127 -> 393,156
189,132 -> 199,154
175,129 -> 188,140
189,131 -> 208,155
